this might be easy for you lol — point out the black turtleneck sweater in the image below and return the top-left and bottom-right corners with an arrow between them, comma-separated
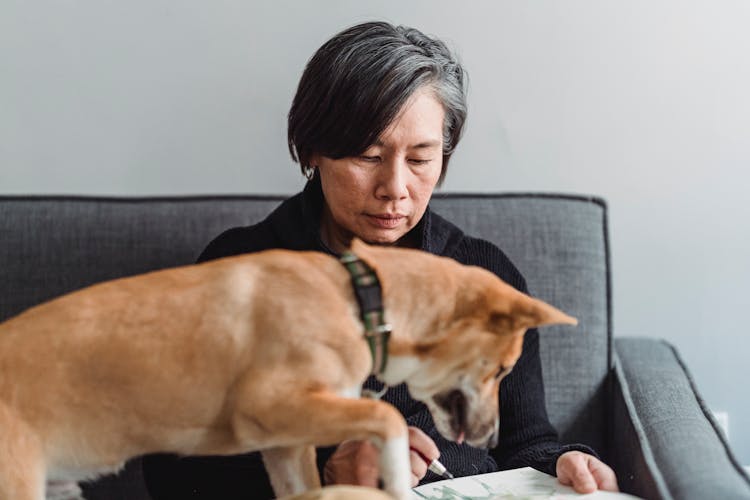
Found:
141,178 -> 596,499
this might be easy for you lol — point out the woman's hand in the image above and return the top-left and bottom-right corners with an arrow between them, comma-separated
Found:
556,451 -> 619,493
323,426 -> 440,487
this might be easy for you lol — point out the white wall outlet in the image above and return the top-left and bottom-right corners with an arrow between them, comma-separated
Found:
712,410 -> 730,439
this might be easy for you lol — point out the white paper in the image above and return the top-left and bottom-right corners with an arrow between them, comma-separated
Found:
412,466 -> 643,500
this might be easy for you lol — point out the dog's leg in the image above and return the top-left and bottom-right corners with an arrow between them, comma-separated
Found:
233,390 -> 411,500
0,404 -> 46,500
261,445 -> 319,497
378,432 -> 411,499
0,461 -> 45,500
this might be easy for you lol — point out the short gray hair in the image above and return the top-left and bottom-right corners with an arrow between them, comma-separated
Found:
288,21 -> 467,184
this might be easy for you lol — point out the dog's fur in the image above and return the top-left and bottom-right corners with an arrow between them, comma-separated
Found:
0,239 -> 576,500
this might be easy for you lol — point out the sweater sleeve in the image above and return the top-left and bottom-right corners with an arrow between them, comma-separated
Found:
455,237 -> 597,476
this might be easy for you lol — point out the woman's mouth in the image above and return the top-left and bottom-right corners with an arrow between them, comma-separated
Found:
365,214 -> 406,229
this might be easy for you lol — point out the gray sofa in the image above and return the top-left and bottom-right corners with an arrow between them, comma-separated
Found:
1,193 -> 748,500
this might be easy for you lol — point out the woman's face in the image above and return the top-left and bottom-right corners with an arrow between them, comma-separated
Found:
312,89 -> 445,253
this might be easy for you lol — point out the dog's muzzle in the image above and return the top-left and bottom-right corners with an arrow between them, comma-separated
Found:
433,389 -> 468,439
433,389 -> 500,448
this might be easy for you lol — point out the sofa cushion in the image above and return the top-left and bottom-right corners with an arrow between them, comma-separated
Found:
431,194 -> 611,454
0,196 -> 283,318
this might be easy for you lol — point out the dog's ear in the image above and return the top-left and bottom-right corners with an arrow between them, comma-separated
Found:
490,293 -> 577,334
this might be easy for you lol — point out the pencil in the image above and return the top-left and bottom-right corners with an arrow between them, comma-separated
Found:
410,447 -> 454,480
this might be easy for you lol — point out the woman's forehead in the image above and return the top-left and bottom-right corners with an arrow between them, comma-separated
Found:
372,91 -> 445,149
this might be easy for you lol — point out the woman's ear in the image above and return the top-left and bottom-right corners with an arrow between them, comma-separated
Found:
308,153 -> 321,169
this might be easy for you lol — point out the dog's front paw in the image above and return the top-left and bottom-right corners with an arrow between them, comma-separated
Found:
385,488 -> 412,500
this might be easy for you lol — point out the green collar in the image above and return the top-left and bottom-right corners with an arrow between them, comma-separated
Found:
340,251 -> 392,376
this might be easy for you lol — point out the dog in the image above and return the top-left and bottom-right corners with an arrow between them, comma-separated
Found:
0,238 -> 576,500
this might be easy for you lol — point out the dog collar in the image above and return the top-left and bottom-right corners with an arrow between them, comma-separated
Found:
340,251 -> 392,376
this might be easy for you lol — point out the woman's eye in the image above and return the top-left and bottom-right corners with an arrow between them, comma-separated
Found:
409,158 -> 431,165
359,155 -> 380,163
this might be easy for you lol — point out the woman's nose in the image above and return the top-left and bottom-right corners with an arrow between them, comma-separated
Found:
374,159 -> 409,201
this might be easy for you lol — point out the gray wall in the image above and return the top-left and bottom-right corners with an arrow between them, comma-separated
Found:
2,1 -> 749,463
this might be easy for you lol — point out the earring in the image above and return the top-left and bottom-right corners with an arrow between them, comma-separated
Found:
305,166 -> 317,180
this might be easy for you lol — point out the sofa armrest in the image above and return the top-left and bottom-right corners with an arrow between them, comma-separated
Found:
612,337 -> 750,500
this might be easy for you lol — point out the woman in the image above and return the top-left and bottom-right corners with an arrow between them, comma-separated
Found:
142,21 -> 618,499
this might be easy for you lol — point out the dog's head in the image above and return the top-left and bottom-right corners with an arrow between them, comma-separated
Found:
403,268 -> 577,448
348,239 -> 577,448
408,273 -> 576,448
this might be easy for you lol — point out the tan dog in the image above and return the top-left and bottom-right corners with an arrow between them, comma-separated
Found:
0,239 -> 576,500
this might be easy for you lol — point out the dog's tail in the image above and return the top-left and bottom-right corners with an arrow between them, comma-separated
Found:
0,402 -> 47,500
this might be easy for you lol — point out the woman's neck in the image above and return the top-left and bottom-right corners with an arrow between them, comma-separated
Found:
319,205 -> 352,254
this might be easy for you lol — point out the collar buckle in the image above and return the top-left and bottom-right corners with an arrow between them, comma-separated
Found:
365,323 -> 393,336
